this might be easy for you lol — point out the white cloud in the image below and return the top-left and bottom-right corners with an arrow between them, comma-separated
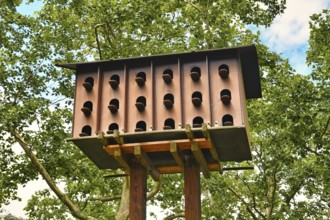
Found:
254,0 -> 329,74
261,0 -> 329,51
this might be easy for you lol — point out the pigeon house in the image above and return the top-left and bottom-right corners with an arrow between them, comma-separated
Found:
57,45 -> 261,174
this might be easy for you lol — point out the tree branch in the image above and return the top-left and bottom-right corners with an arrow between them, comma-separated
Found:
115,175 -> 129,220
302,143 -> 320,156
276,179 -> 305,219
226,184 -> 258,220
95,23 -> 105,60
239,176 -> 265,219
266,170 -> 277,218
9,128 -> 96,220
320,116 -> 330,138
162,212 -> 185,220
147,176 -> 162,200
89,195 -> 122,202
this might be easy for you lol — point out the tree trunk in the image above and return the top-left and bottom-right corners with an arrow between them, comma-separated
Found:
115,176 -> 130,220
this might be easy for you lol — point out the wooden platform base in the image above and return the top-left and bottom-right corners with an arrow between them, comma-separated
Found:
67,124 -> 252,172
103,124 -> 222,178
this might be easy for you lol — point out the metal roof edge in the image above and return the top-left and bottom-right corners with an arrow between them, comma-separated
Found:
238,45 -> 262,99
55,45 -> 254,70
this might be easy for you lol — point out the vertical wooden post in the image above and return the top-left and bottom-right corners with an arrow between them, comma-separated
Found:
184,153 -> 201,220
129,158 -> 147,220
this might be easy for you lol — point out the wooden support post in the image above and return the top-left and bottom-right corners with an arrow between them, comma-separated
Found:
184,154 -> 201,220
129,158 -> 147,220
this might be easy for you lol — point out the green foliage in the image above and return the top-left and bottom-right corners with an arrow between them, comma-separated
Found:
1,0 -> 329,219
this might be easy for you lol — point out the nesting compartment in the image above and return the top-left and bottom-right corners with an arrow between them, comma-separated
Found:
58,45 -> 261,172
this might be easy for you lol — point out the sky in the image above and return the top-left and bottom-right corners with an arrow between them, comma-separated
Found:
251,0 -> 330,75
2,0 -> 330,218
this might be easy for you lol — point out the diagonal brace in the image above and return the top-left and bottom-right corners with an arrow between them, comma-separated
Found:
170,142 -> 184,172
134,145 -> 160,181
191,141 -> 210,178
113,147 -> 130,175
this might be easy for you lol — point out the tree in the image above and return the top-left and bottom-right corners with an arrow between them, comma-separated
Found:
1,0 -> 329,219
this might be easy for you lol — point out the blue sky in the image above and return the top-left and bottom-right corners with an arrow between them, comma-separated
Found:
250,0 -> 330,74
4,0 -> 330,218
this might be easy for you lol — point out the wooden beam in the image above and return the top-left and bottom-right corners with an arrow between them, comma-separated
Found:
201,123 -> 218,161
113,129 -> 124,144
202,123 -> 222,174
134,145 -> 160,181
201,123 -> 209,139
185,124 -> 194,140
222,166 -> 254,171
157,162 -> 221,174
104,138 -> 211,155
191,141 -> 210,178
170,142 -> 184,172
113,147 -> 130,175
97,131 -> 107,146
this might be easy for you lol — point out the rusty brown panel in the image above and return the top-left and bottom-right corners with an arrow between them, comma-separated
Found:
153,61 -> 182,131
73,70 -> 99,137
208,58 -> 244,126
181,59 -> 211,128
99,66 -> 126,134
126,64 -> 153,133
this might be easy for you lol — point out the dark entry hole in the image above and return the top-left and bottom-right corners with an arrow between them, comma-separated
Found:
163,118 -> 175,130
135,121 -> 146,132
81,101 -> 93,116
109,74 -> 120,89
135,72 -> 146,87
163,93 -> 174,109
219,64 -> 229,79
162,69 -> 173,84
107,123 -> 119,134
135,96 -> 146,111
220,89 -> 231,105
108,99 -> 119,113
222,114 -> 233,126
193,117 -> 203,128
83,77 -> 94,91
192,91 -> 202,107
190,67 -> 201,82
80,125 -> 92,136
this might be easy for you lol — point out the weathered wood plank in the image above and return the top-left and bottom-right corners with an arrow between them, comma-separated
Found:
202,123 -> 222,174
170,142 -> 184,172
113,147 -> 130,175
134,145 -> 160,181
104,138 -> 211,155
113,129 -> 124,144
156,162 -> 221,174
191,142 -> 210,178
185,124 -> 194,140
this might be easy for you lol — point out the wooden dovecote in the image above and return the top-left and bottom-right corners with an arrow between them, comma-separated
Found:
57,45 -> 261,173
